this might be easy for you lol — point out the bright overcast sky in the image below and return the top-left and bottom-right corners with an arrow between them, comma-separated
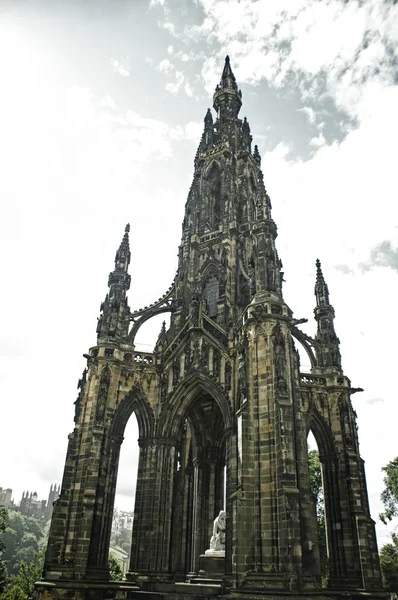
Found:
1,0 -> 397,547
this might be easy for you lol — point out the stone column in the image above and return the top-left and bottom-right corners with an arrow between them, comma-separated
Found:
190,456 -> 205,574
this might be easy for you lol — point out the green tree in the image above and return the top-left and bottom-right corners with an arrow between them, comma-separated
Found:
1,512 -> 43,575
1,551 -> 44,600
380,457 -> 398,525
0,507 -> 8,593
110,529 -> 131,556
379,457 -> 398,592
308,448 -> 328,586
108,553 -> 123,581
380,533 -> 398,593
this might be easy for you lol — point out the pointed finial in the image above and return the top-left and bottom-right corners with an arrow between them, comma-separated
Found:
115,224 -> 131,271
213,55 -> 242,117
315,259 -> 330,305
316,258 -> 324,281
253,144 -> 261,164
220,55 -> 237,90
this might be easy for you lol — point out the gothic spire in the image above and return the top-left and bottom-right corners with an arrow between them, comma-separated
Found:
315,258 -> 330,306
96,225 -> 131,342
220,55 -> 238,91
213,55 -> 242,119
114,223 -> 131,273
313,259 -> 342,372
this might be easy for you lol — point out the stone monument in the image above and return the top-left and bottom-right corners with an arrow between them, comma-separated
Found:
36,56 -> 387,600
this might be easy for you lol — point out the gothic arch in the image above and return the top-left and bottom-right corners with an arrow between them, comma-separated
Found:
205,159 -> 222,176
201,260 -> 219,279
111,386 -> 155,440
306,407 -> 335,458
158,372 -> 232,440
128,305 -> 175,344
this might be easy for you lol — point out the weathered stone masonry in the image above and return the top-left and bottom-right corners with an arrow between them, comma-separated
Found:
36,57 -> 386,600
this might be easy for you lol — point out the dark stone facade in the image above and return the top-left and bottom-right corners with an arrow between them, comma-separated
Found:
35,57 -> 386,600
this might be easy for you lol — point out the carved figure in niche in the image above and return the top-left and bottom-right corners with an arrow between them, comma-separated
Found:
267,262 -> 276,291
208,510 -> 226,552
190,298 -> 200,327
160,373 -> 168,402
172,359 -> 180,387
77,368 -> 87,392
74,368 -> 88,424
185,345 -> 191,372
238,352 -> 247,403
340,397 -> 353,447
225,361 -> 232,392
73,397 -> 81,424
202,343 -> 209,369
239,273 -> 251,308
96,314 -> 103,336
274,325 -> 287,393
213,349 -> 220,378
95,367 -> 110,425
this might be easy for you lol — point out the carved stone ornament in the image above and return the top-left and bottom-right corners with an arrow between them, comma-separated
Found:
95,366 -> 110,425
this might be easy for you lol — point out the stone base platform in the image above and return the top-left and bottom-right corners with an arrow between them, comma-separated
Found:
34,579 -> 162,600
34,578 -> 389,600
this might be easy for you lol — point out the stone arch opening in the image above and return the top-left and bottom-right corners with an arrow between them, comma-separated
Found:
110,415 -> 139,578
85,390 -> 155,579
164,376 -> 231,578
307,410 -> 343,589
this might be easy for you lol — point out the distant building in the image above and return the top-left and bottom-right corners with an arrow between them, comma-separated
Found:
0,483 -> 60,520
0,487 -> 13,508
112,508 -> 133,532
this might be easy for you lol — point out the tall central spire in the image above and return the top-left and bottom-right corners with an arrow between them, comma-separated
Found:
213,55 -> 242,119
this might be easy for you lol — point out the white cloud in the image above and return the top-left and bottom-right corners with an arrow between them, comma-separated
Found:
157,58 -> 174,74
157,58 -> 193,96
176,0 -> 398,120
110,57 -> 130,77
297,106 -> 316,125
183,120 -> 203,141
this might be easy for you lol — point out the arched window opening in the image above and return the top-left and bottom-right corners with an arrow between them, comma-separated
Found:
109,414 -> 139,580
307,429 -> 328,588
205,276 -> 219,318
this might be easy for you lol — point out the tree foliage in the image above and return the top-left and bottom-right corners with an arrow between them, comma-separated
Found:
0,507 -> 8,593
1,512 -> 43,576
1,551 -> 44,600
380,456 -> 398,525
379,456 -> 398,592
380,533 -> 398,593
110,529 -> 131,556
108,553 -> 123,581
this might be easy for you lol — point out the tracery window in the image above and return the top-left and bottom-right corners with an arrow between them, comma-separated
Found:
205,276 -> 219,318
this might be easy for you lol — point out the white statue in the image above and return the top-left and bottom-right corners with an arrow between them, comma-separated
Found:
205,510 -> 226,555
